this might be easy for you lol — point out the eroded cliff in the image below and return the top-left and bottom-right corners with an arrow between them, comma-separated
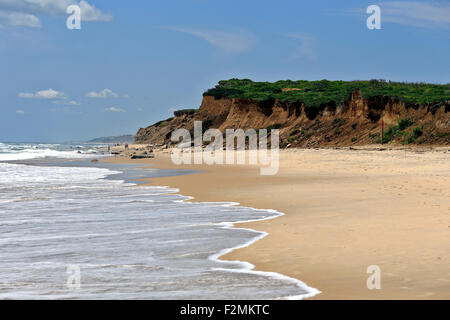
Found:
135,90 -> 450,147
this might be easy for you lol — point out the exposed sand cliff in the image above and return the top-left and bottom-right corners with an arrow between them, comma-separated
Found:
135,90 -> 450,147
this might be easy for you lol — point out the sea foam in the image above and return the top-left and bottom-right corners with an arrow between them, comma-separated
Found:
0,143 -> 319,300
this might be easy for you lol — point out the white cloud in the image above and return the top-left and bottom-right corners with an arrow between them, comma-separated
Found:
381,1 -> 450,28
104,107 -> 125,113
0,0 -> 112,28
85,88 -> 120,99
52,99 -> 80,106
18,88 -> 65,99
77,0 -> 113,22
16,109 -> 25,114
137,108 -> 144,112
167,26 -> 255,54
285,33 -> 316,60
0,10 -> 40,28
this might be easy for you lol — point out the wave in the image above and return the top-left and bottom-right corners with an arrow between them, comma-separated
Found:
0,148 -> 98,161
0,142 -> 101,161
0,156 -> 320,299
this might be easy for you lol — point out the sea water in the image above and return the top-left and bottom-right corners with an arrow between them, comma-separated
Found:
0,142 -> 318,299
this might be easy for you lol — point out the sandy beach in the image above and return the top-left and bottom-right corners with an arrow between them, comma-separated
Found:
104,146 -> 450,299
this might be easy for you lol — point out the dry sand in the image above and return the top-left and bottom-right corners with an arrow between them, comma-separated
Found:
104,146 -> 450,299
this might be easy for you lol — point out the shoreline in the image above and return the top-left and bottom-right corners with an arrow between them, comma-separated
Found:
102,153 -> 324,300
205,203 -> 321,300
103,146 -> 450,299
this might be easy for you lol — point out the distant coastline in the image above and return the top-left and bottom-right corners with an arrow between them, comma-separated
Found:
87,134 -> 135,144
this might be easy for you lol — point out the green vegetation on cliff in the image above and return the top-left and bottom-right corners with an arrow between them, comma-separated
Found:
204,79 -> 450,108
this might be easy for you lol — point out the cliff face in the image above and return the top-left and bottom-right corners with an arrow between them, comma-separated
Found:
135,90 -> 450,147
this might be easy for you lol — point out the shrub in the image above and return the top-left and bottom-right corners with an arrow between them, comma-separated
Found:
351,137 -> 357,142
405,136 -> 415,144
383,125 -> 400,143
398,118 -> 414,131
378,119 -> 421,143
404,126 -> 424,144
412,126 -> 424,137
203,79 -> 450,109
173,109 -> 197,117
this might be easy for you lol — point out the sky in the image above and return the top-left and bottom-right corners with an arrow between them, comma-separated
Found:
0,0 -> 449,142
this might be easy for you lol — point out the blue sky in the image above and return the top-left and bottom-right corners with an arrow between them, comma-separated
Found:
1,0 -> 449,142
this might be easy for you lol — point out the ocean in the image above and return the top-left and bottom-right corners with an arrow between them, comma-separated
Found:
0,142 -> 318,299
